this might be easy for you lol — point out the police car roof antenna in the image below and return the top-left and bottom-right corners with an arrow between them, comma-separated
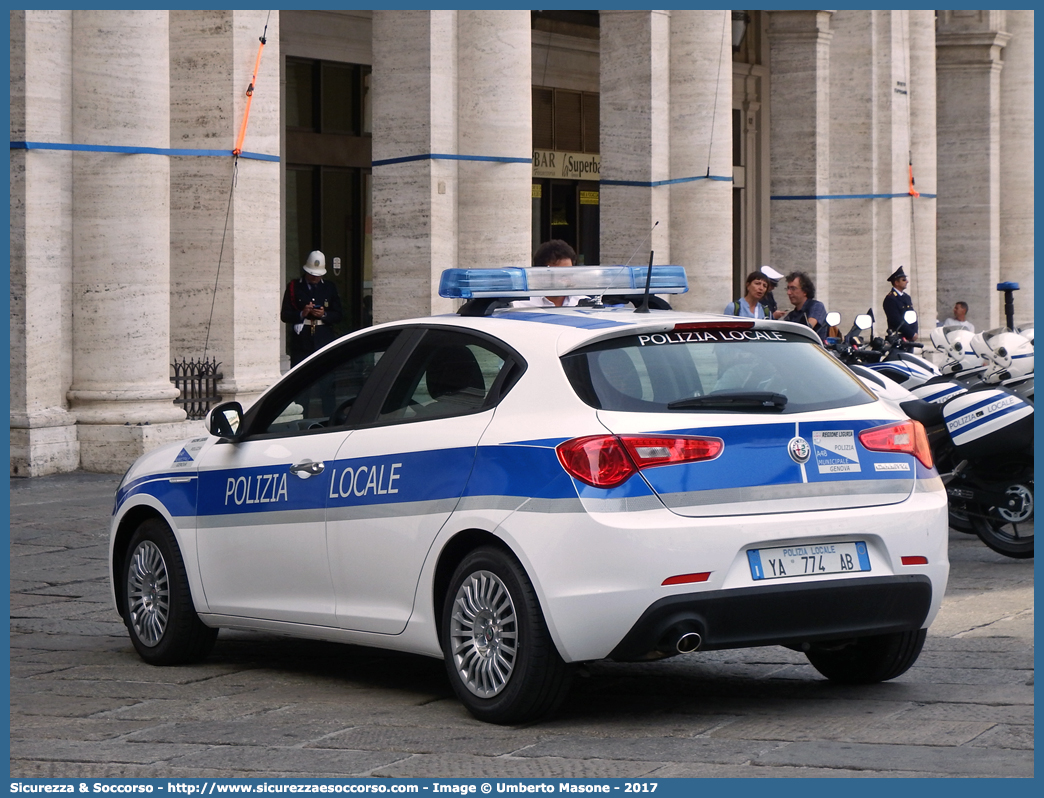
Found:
634,248 -> 655,314
595,220 -> 658,310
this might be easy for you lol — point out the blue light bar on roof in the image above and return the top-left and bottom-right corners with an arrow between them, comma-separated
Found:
439,265 -> 689,299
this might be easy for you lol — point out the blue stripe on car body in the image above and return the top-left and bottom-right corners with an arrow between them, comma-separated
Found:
116,419 -> 928,523
196,447 -> 480,517
116,474 -> 197,518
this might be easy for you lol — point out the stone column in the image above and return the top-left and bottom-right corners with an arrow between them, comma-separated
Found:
68,10 -> 187,472
371,10 -> 458,323
169,10 -> 282,410
767,11 -> 832,304
599,11 -> 671,269
456,11 -> 532,270
371,10 -> 531,324
824,9 -> 874,324
936,11 -> 1009,330
999,10 -> 1034,323
826,10 -> 936,330
668,10 -> 734,313
908,11 -> 939,331
9,10 -> 79,477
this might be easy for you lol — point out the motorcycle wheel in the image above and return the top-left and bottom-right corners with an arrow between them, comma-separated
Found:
970,479 -> 1034,559
936,453 -> 976,534
948,503 -> 977,534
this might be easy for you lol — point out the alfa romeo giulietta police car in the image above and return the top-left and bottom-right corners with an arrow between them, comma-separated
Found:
110,266 -> 949,723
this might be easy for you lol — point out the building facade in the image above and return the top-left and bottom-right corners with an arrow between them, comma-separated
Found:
9,9 -> 1035,475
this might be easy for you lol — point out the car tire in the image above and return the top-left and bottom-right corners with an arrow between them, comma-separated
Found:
441,546 -> 572,724
805,628 -> 927,684
121,518 -> 217,665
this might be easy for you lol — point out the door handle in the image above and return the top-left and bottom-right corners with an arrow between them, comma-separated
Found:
290,459 -> 325,478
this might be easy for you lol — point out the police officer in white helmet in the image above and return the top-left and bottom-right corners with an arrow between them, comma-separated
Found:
280,250 -> 344,369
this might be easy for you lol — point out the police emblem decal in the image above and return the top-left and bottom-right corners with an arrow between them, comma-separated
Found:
788,436 -> 812,464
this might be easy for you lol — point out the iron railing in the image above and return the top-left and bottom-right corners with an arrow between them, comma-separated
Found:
171,357 -> 223,420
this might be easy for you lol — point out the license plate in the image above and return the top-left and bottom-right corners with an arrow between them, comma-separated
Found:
747,541 -> 870,581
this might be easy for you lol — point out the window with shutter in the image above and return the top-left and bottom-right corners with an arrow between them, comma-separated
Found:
533,88 -> 554,150
582,94 -> 599,153
554,90 -> 583,152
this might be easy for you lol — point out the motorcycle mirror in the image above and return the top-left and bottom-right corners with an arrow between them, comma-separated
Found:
825,311 -> 841,327
854,314 -> 872,330
904,309 -> 918,324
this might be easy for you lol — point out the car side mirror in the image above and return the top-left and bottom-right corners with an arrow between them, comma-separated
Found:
206,401 -> 244,439
904,309 -> 918,325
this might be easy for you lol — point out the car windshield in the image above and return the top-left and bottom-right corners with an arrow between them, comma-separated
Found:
562,328 -> 875,414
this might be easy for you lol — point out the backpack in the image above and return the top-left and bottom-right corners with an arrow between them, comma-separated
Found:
731,300 -> 767,318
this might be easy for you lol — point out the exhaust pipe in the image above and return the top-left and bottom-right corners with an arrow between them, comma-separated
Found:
676,632 -> 702,654
656,622 -> 703,655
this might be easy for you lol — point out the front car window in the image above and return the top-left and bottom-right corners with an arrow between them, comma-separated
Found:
562,329 -> 875,414
250,329 -> 401,435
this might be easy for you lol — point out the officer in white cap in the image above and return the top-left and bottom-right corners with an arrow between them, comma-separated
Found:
280,250 -> 345,368
883,265 -> 918,340
759,265 -> 784,317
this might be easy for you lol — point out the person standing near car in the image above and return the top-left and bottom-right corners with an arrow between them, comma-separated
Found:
512,239 -> 588,308
725,271 -> 770,319
759,265 -> 784,317
779,271 -> 829,341
883,265 -> 919,341
281,250 -> 344,368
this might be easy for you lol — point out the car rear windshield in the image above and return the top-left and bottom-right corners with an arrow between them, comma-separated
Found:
561,328 -> 875,414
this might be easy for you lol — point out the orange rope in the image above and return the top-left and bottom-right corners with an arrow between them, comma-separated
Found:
233,35 -> 267,156
908,162 -> 920,197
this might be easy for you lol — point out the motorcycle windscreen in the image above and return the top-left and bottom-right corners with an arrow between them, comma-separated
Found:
594,415 -> 919,518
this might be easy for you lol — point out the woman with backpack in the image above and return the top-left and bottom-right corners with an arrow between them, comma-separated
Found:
724,270 -> 771,318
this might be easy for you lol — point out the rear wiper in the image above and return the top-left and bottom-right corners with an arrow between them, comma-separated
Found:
667,391 -> 788,411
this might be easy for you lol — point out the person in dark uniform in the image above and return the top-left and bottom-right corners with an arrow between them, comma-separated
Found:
759,265 -> 784,317
883,265 -> 918,340
281,250 -> 344,368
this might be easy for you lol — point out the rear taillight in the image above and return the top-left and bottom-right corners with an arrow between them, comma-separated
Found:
859,420 -> 933,468
619,436 -> 723,468
556,436 -> 635,488
557,435 -> 723,488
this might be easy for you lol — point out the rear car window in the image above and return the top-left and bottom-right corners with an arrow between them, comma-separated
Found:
378,329 -> 517,422
561,328 -> 875,414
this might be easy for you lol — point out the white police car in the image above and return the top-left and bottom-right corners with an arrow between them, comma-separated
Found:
110,266 -> 949,724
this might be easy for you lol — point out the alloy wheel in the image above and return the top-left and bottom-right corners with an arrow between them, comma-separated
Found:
448,569 -> 518,697
126,540 -> 170,647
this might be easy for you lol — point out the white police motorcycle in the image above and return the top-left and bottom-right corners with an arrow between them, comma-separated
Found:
826,312 -> 1034,559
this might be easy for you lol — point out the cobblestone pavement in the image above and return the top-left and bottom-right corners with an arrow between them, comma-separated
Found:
9,471 -> 1034,778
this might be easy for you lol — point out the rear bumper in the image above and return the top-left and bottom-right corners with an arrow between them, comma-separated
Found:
608,574 -> 933,661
